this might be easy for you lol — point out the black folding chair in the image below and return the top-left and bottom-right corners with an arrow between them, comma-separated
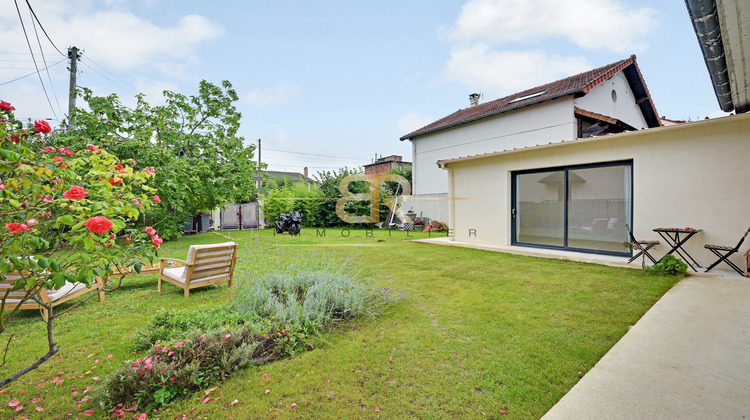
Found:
626,224 -> 660,267
704,227 -> 750,276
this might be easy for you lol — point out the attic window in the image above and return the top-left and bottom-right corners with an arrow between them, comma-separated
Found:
508,89 -> 549,104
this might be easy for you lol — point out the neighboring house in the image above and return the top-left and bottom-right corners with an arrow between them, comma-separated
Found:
363,155 -> 412,175
432,2 -> 750,269
399,55 -> 661,223
264,168 -> 316,185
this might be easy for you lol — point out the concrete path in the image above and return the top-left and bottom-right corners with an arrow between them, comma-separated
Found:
542,274 -> 750,419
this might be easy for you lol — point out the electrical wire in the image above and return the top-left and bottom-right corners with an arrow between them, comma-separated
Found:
0,58 -> 65,86
262,148 -> 362,160
24,0 -> 65,57
83,55 -> 138,92
13,0 -> 58,120
79,60 -> 139,95
28,4 -> 64,117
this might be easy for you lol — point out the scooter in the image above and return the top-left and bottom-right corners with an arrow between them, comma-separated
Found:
275,211 -> 302,235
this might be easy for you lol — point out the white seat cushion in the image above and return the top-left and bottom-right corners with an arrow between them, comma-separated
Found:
161,266 -> 229,285
46,281 -> 90,302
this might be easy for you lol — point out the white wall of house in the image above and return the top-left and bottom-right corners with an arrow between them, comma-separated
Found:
443,113 -> 750,268
574,72 -> 650,130
410,96 -> 574,195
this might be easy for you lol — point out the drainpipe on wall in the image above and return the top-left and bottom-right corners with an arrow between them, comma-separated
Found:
685,0 -> 733,112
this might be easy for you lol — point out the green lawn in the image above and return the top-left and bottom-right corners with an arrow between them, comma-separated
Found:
0,228 -> 680,419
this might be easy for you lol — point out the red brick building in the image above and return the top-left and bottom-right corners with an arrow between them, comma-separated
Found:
363,155 -> 412,175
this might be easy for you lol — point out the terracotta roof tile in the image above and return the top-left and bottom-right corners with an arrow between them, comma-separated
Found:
400,55 -> 659,140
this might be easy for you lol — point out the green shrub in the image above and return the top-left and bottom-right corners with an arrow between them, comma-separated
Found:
132,307 -> 248,351
101,251 -> 404,413
97,325 -> 284,413
650,255 -> 688,276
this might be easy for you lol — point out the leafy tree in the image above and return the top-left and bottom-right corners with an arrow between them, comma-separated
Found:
314,167 -> 371,227
0,101 -> 159,388
55,80 -> 259,239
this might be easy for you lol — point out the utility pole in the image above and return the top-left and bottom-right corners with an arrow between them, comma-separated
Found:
67,46 -> 79,132
256,139 -> 262,193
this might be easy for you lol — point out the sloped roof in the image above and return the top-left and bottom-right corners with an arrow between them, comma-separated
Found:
400,55 -> 660,141
264,171 -> 315,183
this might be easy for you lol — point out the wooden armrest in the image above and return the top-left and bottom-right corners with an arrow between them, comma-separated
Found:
159,258 -> 189,268
744,249 -> 750,257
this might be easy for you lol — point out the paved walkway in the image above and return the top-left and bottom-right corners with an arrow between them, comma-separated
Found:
416,238 -> 750,418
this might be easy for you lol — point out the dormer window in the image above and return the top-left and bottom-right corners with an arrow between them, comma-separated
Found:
508,89 -> 549,104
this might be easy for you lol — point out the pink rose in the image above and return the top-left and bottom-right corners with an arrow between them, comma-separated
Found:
63,185 -> 89,200
153,195 -> 161,203
144,226 -> 156,236
53,156 -> 64,163
151,234 -> 163,249
86,144 -> 100,153
143,167 -> 155,175
84,216 -> 113,234
34,120 -> 51,134
26,219 -> 38,227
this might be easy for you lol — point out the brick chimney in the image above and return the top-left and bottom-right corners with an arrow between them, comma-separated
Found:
304,167 -> 308,178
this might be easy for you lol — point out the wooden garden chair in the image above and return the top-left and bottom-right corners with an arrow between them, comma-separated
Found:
157,242 -> 238,297
1,272 -> 105,321
704,227 -> 750,276
625,224 -> 660,267
744,249 -> 749,278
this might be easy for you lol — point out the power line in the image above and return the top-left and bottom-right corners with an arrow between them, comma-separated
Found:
29,3 -> 64,117
262,148 -> 363,160
13,0 -> 58,120
0,58 -> 65,86
24,0 -> 65,57
79,60 -> 138,95
83,55 -> 138,92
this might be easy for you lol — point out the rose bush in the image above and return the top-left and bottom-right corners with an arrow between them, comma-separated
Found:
1,101 -> 161,387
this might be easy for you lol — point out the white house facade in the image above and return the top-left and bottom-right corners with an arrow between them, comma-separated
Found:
437,113 -> 750,269
400,55 -> 660,224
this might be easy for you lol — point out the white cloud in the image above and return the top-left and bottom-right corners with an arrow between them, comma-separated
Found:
398,111 -> 437,134
0,1 -> 223,77
243,81 -> 301,107
446,0 -> 658,53
445,45 -> 591,97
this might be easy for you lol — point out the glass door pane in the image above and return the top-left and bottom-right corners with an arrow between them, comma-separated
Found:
515,171 -> 565,247
566,165 -> 631,253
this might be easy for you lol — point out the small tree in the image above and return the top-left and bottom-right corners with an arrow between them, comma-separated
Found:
0,101 -> 159,388
55,80 -> 260,239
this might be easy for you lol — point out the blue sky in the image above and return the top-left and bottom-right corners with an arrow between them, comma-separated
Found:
1,0 -> 727,175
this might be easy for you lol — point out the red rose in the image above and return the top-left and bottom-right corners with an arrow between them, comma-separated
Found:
44,147 -> 54,153
63,185 -> 89,200
0,101 -> 15,111
58,163 -> 68,169
5,222 -> 28,234
153,195 -> 161,203
34,120 -> 51,134
62,149 -> 74,156
10,136 -> 19,144
108,177 -> 122,186
114,164 -> 124,171
84,216 -> 113,234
